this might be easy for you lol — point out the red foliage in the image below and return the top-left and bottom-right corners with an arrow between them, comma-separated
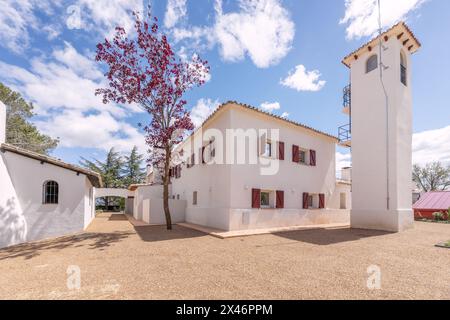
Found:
95,10 -> 209,168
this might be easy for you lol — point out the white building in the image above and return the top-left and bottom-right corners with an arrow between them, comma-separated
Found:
340,22 -> 421,232
0,102 -> 102,248
132,101 -> 351,231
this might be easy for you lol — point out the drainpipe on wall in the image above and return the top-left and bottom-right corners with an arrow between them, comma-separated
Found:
377,0 -> 390,211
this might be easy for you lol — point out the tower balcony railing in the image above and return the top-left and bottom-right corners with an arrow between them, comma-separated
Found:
338,124 -> 351,147
343,85 -> 351,108
342,84 -> 351,115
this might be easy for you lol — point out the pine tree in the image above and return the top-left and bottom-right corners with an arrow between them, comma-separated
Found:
80,148 -> 124,209
123,146 -> 146,187
0,83 -> 59,155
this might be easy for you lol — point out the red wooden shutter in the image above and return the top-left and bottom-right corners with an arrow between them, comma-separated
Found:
319,194 -> 325,209
293,145 -> 300,163
276,191 -> 284,209
278,142 -> 285,160
252,189 -> 261,209
310,150 -> 316,166
302,192 -> 309,209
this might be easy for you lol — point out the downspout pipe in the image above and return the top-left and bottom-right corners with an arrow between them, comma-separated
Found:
378,0 -> 390,210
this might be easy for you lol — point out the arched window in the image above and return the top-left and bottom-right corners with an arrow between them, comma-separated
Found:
400,51 -> 407,86
43,181 -> 59,204
366,54 -> 378,73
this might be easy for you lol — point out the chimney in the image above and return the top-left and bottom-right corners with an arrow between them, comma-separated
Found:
0,101 -> 6,144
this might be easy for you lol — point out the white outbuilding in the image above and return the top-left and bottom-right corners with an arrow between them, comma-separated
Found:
0,102 -> 102,248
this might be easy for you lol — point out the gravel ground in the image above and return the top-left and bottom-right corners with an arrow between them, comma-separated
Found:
0,213 -> 449,300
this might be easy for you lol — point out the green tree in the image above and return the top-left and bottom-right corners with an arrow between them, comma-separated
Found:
413,162 -> 450,192
122,146 -> 146,187
80,148 -> 125,209
0,83 -> 59,155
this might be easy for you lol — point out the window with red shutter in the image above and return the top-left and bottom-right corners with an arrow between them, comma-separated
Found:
278,142 -> 285,160
310,150 -> 317,166
276,190 -> 284,209
319,193 -> 325,209
252,189 -> 261,209
292,145 -> 300,163
302,192 -> 309,209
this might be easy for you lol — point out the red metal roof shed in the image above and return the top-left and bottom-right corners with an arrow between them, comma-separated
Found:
413,192 -> 450,219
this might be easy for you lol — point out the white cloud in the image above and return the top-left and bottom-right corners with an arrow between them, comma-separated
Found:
335,125 -> 450,173
281,65 -> 326,92
281,112 -> 289,118
165,0 -> 187,29
0,0 -> 63,53
190,98 -> 220,128
336,151 -> 352,174
260,102 -> 281,112
413,126 -> 450,166
34,110 -> 146,154
340,0 -> 427,40
214,0 -> 295,68
74,0 -> 144,38
172,0 -> 295,69
0,43 -> 145,154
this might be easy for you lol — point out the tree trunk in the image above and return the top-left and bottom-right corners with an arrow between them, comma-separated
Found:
163,145 -> 172,230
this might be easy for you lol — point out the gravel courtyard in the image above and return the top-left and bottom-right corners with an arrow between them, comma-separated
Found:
0,213 -> 449,300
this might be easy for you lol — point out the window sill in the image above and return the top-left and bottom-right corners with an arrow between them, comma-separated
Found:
260,155 -> 275,160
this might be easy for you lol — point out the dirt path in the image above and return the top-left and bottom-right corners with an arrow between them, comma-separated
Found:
0,213 -> 449,300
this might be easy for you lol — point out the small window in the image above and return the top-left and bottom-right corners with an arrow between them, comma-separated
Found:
308,195 -> 313,208
366,55 -> 378,73
210,138 -> 216,159
261,191 -> 270,208
177,194 -> 180,200
340,193 -> 347,209
400,51 -> 407,86
43,180 -> 59,204
193,191 -> 198,205
299,150 -> 307,164
264,141 -> 272,157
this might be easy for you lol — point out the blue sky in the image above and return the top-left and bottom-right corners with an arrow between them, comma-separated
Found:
0,0 -> 449,169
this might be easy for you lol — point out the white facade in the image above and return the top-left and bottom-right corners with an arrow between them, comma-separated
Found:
344,23 -> 421,232
0,102 -> 102,248
163,102 -> 351,231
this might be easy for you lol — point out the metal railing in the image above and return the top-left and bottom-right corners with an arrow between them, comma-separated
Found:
343,84 -> 351,108
338,124 -> 351,143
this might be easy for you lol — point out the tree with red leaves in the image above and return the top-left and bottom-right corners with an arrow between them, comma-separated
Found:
95,11 -> 209,230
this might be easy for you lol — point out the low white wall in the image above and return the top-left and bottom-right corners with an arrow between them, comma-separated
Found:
185,207 -> 231,231
229,209 -> 350,231
141,199 -> 186,225
133,185 -> 164,220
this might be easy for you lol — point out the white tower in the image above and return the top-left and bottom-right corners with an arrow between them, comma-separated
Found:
340,22 -> 421,232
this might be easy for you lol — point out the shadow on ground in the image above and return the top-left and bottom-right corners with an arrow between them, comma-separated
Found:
108,215 -> 129,221
272,227 -> 392,246
0,231 -> 133,261
133,225 -> 206,243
